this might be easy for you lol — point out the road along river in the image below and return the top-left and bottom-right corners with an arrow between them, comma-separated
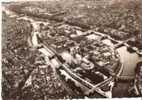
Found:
3,7 -> 142,97
102,39 -> 142,80
3,6 -> 142,81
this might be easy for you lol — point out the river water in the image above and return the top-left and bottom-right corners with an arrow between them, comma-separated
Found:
3,7 -> 142,80
117,46 -> 142,79
19,15 -> 142,80
102,39 -> 142,79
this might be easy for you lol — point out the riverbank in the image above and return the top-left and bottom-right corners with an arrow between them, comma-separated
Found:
2,11 -> 71,100
2,0 -> 142,99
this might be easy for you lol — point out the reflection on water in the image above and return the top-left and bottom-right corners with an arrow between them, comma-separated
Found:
15,10 -> 142,79
117,46 -> 142,78
102,39 -> 142,79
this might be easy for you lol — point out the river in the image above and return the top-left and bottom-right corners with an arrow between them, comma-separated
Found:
3,7 -> 142,81
117,46 -> 142,79
102,39 -> 142,80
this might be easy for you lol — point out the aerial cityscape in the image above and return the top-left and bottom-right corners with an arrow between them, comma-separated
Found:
2,0 -> 142,99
